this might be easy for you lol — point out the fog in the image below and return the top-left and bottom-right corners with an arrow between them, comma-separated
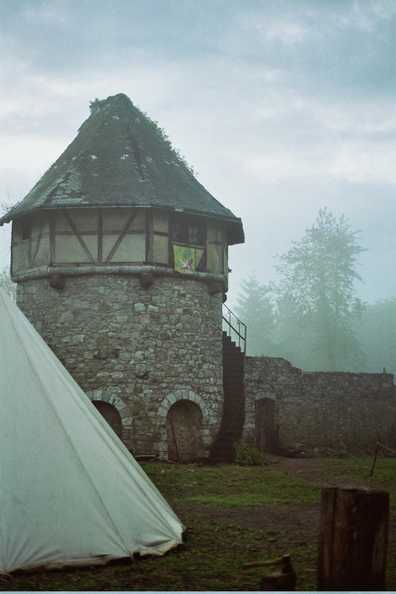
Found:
2,0 -> 396,306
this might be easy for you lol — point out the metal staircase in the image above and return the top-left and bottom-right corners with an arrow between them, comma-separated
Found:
222,303 -> 247,353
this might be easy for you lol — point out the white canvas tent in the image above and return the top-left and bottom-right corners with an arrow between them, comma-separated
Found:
0,288 -> 183,573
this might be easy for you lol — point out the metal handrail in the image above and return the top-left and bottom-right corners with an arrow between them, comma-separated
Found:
222,303 -> 247,353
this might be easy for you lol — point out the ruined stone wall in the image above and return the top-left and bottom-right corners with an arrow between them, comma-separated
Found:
17,274 -> 224,458
244,356 -> 396,453
243,357 -> 301,445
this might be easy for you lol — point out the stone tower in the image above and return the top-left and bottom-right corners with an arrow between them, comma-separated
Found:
0,93 -> 244,460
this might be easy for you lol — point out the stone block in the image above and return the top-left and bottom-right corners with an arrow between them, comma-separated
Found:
16,275 -> 224,458
134,303 -> 146,313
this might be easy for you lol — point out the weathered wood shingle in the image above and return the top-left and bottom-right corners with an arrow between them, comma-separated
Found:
1,93 -> 244,244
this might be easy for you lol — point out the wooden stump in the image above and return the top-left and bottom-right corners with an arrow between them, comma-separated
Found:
318,487 -> 389,590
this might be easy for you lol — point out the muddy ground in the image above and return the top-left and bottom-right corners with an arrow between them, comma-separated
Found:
2,456 -> 395,591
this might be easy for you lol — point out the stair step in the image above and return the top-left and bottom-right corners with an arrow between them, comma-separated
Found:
215,325 -> 246,463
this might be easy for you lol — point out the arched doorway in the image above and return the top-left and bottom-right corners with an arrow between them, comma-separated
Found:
255,398 -> 279,453
167,400 -> 203,462
92,401 -> 123,438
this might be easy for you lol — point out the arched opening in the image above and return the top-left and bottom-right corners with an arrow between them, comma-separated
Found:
255,398 -> 279,453
167,400 -> 203,462
92,401 -> 123,438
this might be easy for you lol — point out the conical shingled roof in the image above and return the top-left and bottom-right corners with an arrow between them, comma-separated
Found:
1,94 -> 244,244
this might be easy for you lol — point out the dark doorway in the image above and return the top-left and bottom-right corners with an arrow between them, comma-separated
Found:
92,401 -> 123,438
167,400 -> 203,462
255,398 -> 279,453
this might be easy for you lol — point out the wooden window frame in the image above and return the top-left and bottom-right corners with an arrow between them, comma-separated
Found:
170,214 -> 207,271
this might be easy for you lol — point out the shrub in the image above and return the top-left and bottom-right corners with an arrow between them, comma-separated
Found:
235,441 -> 266,466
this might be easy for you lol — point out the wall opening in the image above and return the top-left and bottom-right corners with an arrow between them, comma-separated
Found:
167,400 -> 203,462
255,398 -> 279,453
92,400 -> 123,438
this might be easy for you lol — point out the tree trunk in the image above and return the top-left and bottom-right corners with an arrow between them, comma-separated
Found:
318,487 -> 389,590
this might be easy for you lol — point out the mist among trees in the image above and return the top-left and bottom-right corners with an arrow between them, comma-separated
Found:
237,208 -> 396,375
1,206 -> 394,374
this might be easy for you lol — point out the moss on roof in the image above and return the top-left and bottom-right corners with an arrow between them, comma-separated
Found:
1,93 -> 244,244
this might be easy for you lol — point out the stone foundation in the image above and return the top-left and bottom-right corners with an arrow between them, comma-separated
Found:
244,356 -> 396,454
17,274 -> 224,458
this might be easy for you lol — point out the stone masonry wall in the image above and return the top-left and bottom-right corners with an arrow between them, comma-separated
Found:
244,356 -> 396,453
17,274 -> 224,458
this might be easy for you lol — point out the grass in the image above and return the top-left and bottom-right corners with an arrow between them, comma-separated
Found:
3,456 -> 396,591
320,456 -> 396,492
145,462 -> 320,506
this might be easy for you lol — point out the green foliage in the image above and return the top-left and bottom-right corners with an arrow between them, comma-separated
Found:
236,209 -> 396,374
354,298 -> 396,375
236,210 -> 367,370
271,292 -> 312,364
235,441 -> 265,466
143,112 -> 195,175
276,208 -> 365,371
236,274 -> 276,356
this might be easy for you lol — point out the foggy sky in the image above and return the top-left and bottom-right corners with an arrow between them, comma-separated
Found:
1,0 -> 396,303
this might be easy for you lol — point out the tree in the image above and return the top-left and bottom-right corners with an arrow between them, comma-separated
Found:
236,274 -> 276,356
271,292 -> 315,368
276,208 -> 364,371
355,298 -> 396,375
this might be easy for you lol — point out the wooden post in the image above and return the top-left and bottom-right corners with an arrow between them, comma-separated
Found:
318,487 -> 389,590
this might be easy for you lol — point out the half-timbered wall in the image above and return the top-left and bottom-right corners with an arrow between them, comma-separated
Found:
11,208 -> 229,279
101,209 -> 146,263
12,214 -> 50,274
54,210 -> 99,264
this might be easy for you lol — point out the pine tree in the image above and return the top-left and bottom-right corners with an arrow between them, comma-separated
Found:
236,274 -> 275,356
355,298 -> 396,374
